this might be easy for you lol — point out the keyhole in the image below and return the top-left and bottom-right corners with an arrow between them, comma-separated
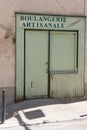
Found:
31,82 -> 33,88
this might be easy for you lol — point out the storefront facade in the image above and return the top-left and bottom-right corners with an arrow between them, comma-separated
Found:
16,13 -> 85,101
0,0 -> 87,104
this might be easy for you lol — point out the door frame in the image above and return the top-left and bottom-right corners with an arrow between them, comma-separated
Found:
16,29 -> 81,100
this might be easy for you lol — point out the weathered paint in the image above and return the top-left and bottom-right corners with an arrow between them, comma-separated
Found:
16,15 -> 24,101
50,31 -> 78,98
25,30 -> 48,98
50,31 -> 77,73
50,23 -> 85,98
0,0 -> 87,104
16,14 -> 85,100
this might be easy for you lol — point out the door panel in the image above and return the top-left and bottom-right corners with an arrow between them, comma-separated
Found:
25,30 -> 48,99
50,31 -> 78,98
50,31 -> 77,73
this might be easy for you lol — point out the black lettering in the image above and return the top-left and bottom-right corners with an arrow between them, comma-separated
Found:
25,16 -> 29,20
51,17 -> 55,22
26,22 -> 31,27
34,16 -> 38,21
22,22 -> 31,27
61,23 -> 64,28
56,17 -> 61,22
53,23 -> 57,28
25,16 -> 33,21
63,17 -> 66,22
20,16 -> 25,20
47,17 -> 52,22
42,16 -> 47,21
40,23 -> 44,27
36,23 -> 39,27
39,17 -> 43,21
57,23 -> 60,28
44,23 -> 48,28
57,23 -> 64,28
56,17 -> 66,22
48,23 -> 53,27
22,22 -> 26,27
31,22 -> 35,27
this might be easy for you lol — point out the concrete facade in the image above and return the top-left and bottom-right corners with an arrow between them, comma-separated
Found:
0,0 -> 87,104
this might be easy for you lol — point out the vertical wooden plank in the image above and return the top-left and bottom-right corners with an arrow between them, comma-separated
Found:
16,14 -> 24,101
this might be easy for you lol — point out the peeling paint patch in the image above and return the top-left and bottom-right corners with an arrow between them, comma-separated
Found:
0,24 -> 15,43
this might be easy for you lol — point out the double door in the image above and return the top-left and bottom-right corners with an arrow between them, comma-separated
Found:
25,30 -> 76,99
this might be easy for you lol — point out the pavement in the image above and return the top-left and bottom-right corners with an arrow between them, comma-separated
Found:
0,97 -> 87,129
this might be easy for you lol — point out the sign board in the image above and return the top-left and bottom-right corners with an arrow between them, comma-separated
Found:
16,14 -> 84,30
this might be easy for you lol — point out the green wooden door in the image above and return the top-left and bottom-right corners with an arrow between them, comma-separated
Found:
50,31 -> 79,98
25,30 -> 48,99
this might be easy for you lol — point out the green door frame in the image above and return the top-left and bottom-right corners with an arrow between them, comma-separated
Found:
48,31 -> 50,98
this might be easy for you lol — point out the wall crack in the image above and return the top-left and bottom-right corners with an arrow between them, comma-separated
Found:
56,0 -> 68,12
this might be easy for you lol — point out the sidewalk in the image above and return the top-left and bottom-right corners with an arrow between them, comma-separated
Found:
0,98 -> 87,128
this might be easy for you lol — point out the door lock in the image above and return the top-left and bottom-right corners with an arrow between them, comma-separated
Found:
50,74 -> 53,80
31,82 -> 33,88
46,69 -> 48,73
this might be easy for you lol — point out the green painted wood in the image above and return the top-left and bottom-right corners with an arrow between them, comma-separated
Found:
16,15 -> 24,101
25,30 -> 48,98
50,30 -> 85,98
50,31 -> 77,73
16,14 -> 85,100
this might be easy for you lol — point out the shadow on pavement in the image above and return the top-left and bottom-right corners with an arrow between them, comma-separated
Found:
1,97 -> 87,127
15,113 -> 31,130
80,114 -> 87,117
6,97 -> 87,115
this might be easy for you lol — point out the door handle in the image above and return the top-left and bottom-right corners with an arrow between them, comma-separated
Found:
50,74 -> 53,80
46,62 -> 48,73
